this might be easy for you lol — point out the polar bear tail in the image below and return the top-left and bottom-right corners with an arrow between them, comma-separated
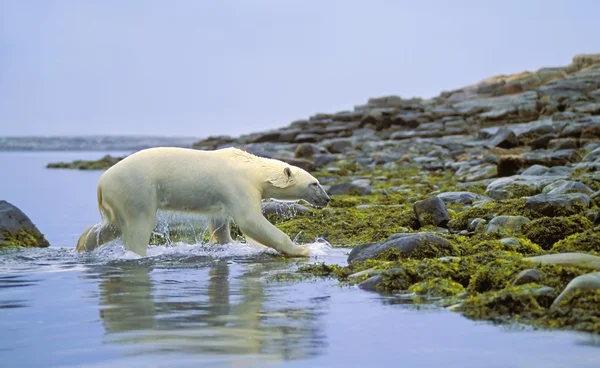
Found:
97,184 -> 104,219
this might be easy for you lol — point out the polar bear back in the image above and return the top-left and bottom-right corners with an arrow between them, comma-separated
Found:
98,147 -> 266,215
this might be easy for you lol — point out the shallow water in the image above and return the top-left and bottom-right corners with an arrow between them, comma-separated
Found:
1,151 -> 600,368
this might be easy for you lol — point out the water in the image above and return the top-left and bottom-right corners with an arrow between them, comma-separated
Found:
1,151 -> 600,368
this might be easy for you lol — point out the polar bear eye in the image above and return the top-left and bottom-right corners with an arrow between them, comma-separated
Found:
309,182 -> 318,186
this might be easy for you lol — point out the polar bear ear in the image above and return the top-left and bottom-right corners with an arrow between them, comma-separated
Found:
269,167 -> 293,188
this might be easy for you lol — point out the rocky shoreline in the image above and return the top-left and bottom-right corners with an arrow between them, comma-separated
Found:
40,53 -> 600,333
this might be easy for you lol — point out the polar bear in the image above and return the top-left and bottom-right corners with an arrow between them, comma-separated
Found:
75,146 -> 330,257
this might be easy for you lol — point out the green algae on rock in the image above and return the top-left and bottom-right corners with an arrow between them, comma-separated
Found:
0,200 -> 50,248
521,215 -> 592,250
551,230 -> 600,254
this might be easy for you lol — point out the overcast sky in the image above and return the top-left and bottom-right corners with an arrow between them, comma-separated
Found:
0,0 -> 597,138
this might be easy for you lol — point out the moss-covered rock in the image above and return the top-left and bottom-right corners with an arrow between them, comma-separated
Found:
46,155 -> 124,170
541,289 -> 600,333
521,215 -> 592,250
408,277 -> 466,298
0,200 -> 50,248
457,285 -> 550,322
551,230 -> 600,254
274,201 -> 419,245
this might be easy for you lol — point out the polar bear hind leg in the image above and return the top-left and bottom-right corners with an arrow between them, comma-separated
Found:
120,212 -> 157,257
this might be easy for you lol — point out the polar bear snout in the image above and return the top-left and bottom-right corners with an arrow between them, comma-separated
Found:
306,183 -> 331,208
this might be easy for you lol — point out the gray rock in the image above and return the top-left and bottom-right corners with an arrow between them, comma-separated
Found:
486,127 -> 518,148
551,272 -> 600,308
261,201 -> 309,217
500,237 -> 522,246
520,164 -> 551,176
525,193 -> 590,216
548,138 -> 579,151
452,90 -> 538,124
582,147 -> 600,162
294,133 -> 320,143
456,163 -> 498,182
413,197 -> 450,227
467,218 -> 487,232
327,182 -> 374,196
294,143 -> 320,159
348,232 -> 458,264
525,252 -> 600,271
542,180 -> 594,195
348,267 -> 380,280
486,175 -> 570,199
314,154 -> 338,167
485,216 -> 531,233
520,165 -> 572,176
357,268 -> 410,292
512,269 -> 545,286
530,133 -> 559,150
0,200 -> 50,248
436,191 -> 488,204
326,138 -> 355,154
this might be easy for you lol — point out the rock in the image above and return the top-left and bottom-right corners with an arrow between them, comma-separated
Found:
314,154 -> 338,167
358,274 -> 384,291
500,237 -> 522,246
530,133 -> 559,150
525,253 -> 600,271
331,110 -> 365,123
327,182 -> 374,196
456,163 -> 498,182
413,197 -> 450,228
436,191 -> 488,204
581,123 -> 600,139
46,154 -> 124,170
261,201 -> 309,217
582,147 -> 600,162
497,149 -> 583,176
294,133 -> 320,143
0,200 -> 50,248
357,267 -> 411,292
520,165 -> 572,176
542,180 -> 594,195
548,138 -> 579,151
347,232 -> 458,264
326,138 -> 355,154
525,193 -> 590,216
467,218 -> 487,232
451,90 -> 538,125
551,272 -> 600,308
348,267 -> 380,280
512,269 -> 545,286
485,174 -> 570,200
294,143 -> 320,159
485,215 -> 531,234
486,127 -> 518,149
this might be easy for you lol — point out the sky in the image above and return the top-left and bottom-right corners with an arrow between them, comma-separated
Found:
0,0 -> 598,138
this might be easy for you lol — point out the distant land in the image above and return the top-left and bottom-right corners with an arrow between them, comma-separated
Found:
0,135 -> 202,151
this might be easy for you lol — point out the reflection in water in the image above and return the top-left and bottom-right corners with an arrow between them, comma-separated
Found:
86,256 -> 327,364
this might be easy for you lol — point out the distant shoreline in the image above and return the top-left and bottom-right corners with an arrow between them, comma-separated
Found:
0,135 -> 202,152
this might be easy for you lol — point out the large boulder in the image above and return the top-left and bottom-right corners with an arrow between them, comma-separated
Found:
0,200 -> 50,248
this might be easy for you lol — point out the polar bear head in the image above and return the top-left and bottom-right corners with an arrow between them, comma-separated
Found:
265,165 -> 331,208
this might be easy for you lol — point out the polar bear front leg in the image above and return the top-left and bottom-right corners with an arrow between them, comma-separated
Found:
234,214 -> 308,257
209,217 -> 234,244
